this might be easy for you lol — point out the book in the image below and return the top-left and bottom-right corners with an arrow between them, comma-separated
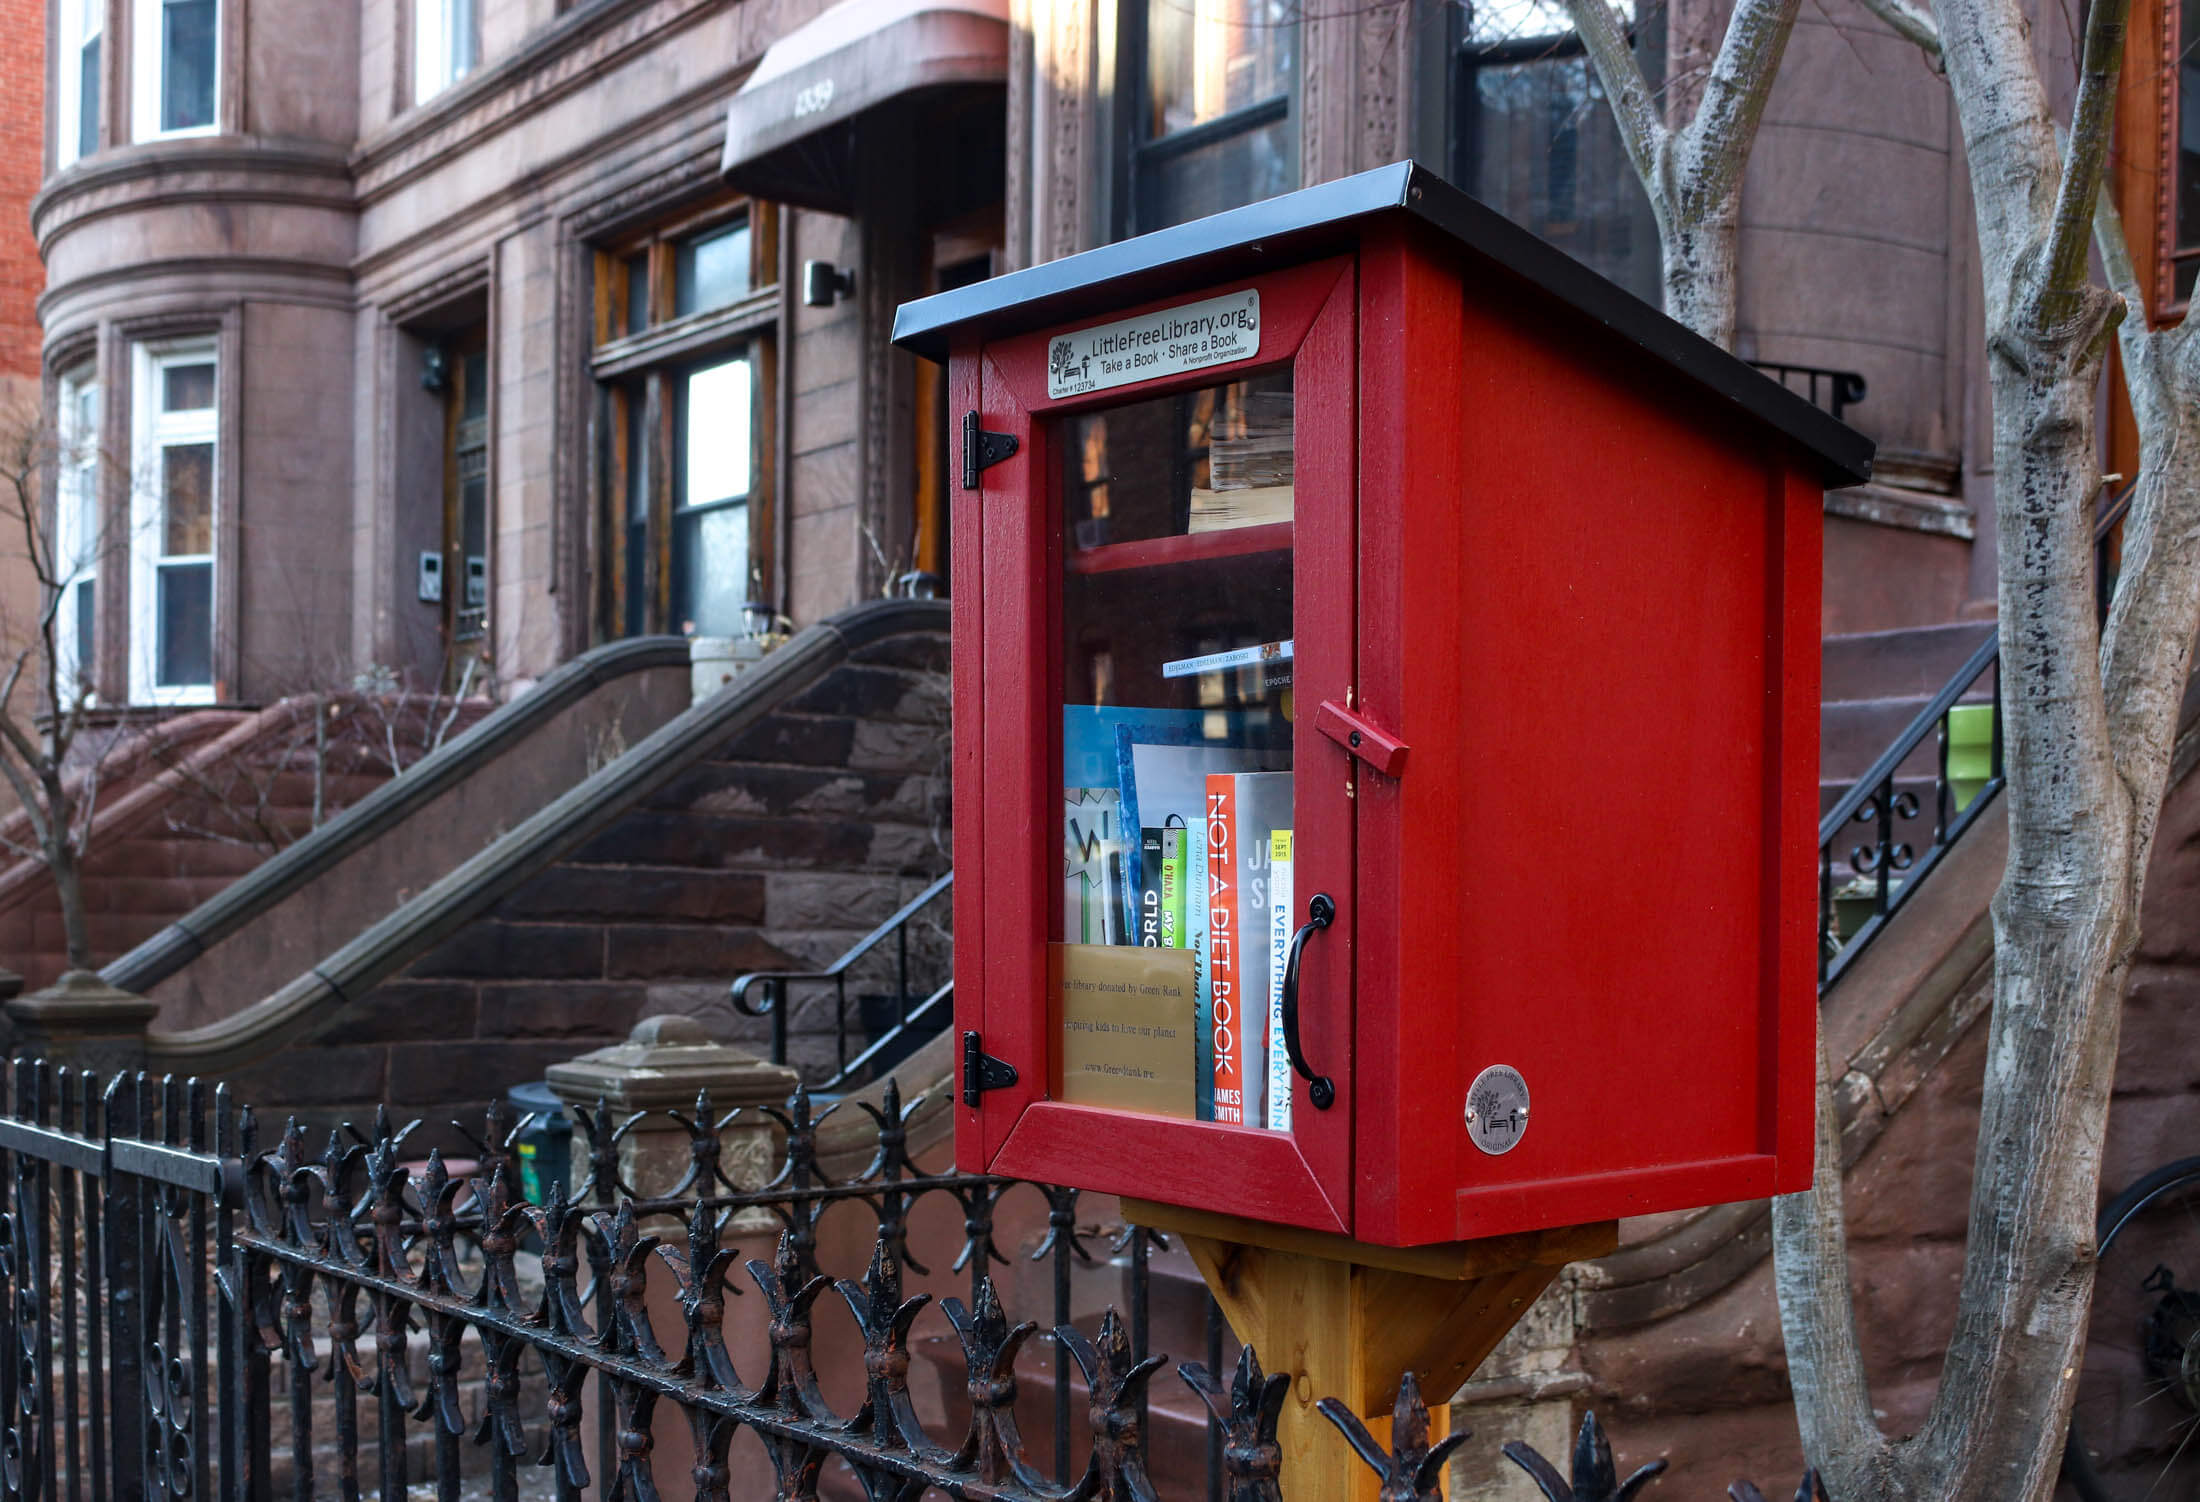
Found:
1113,726 -> 1288,931
1136,828 -> 1166,946
1158,822 -> 1187,949
1064,787 -> 1124,944
1266,829 -> 1294,1132
1187,822 -> 1213,1119
1206,774 -> 1246,1125
1226,771 -> 1292,1129
1187,483 -> 1295,533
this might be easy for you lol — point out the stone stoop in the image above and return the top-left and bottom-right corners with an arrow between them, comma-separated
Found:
0,697 -> 492,994
218,623 -> 954,1149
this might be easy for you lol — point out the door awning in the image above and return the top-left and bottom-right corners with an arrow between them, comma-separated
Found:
720,0 -> 1010,215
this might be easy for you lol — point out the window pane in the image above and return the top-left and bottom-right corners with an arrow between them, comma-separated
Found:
1146,0 -> 1295,138
1468,54 -> 1659,304
673,501 -> 749,636
163,362 -> 214,411
156,560 -> 212,686
461,351 -> 487,421
1055,369 -> 1296,1126
624,252 -> 649,333
78,36 -> 101,159
161,0 -> 217,132
412,0 -> 445,99
71,579 -> 95,681
674,223 -> 752,318
1138,116 -> 1298,231
682,358 -> 751,506
163,443 -> 213,555
451,0 -> 478,76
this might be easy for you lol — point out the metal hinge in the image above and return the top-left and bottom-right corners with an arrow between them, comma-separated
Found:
962,410 -> 1019,489
961,1031 -> 1019,1106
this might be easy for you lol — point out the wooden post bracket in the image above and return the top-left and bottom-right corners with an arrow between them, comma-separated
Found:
1122,1199 -> 1618,1502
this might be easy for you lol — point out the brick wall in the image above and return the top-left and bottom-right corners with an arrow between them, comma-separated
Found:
226,625 -> 954,1133
0,0 -> 39,384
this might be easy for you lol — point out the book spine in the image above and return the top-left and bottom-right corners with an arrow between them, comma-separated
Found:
1188,827 -> 1212,1119
1137,829 -> 1165,945
1266,830 -> 1294,1132
1206,774 -> 1244,1125
1158,825 -> 1186,949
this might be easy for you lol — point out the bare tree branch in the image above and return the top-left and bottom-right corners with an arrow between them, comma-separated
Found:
1676,0 -> 1807,206
2039,0 -> 2135,320
1771,1035 -> 1891,1479
1852,0 -> 1944,62
2091,178 -> 2147,319
1556,0 -> 1670,192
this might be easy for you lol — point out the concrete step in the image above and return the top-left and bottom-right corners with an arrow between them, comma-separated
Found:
1821,621 -> 1995,702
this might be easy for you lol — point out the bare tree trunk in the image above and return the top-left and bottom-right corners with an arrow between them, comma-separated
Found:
1559,0 -> 1799,347
1661,219 -> 1740,350
1758,0 -> 2200,1488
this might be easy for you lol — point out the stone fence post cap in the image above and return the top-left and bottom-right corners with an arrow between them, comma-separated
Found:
6,970 -> 158,1029
543,1013 -> 802,1114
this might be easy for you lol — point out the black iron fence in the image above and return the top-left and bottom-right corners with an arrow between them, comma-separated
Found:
0,1055 -> 1829,1502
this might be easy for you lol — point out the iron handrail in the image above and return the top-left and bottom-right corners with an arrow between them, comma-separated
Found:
729,868 -> 953,1080
1746,361 -> 1868,421
1819,481 -> 2135,988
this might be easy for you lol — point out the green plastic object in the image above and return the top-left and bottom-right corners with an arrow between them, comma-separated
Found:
1947,703 -> 1996,812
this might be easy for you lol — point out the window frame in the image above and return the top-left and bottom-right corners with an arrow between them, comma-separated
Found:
132,0 -> 221,143
1109,0 -> 1302,240
128,337 -> 219,706
590,200 -> 781,640
53,363 -> 101,707
1450,3 -> 1666,307
56,0 -> 103,168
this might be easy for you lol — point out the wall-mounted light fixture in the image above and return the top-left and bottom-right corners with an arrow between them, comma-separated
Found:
802,260 -> 856,309
421,345 -> 450,394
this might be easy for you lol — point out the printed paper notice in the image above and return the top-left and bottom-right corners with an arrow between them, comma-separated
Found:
1055,943 -> 1198,1119
1047,291 -> 1261,400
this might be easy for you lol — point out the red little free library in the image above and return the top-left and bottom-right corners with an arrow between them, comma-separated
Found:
893,162 -> 1874,1250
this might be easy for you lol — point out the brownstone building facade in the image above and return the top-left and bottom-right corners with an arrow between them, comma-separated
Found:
21,0 -> 2024,712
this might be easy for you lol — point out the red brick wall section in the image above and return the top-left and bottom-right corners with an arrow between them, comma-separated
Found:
0,0 -> 41,383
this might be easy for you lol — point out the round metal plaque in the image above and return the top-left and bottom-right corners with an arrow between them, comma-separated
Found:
1464,1065 -> 1531,1156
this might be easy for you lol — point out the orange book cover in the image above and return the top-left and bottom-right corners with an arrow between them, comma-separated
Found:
1206,773 -> 1243,1125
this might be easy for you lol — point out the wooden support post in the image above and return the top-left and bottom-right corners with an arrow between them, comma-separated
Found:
1123,1201 -> 1616,1502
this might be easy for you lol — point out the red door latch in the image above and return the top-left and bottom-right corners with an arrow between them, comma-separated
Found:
1314,700 -> 1409,778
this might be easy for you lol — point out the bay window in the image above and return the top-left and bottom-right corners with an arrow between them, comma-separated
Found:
130,341 -> 217,704
54,367 -> 99,706
57,0 -> 102,166
134,0 -> 219,139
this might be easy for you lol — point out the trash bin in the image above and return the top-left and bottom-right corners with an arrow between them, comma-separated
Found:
507,1081 -> 572,1205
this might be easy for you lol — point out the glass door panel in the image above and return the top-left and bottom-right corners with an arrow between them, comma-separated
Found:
1053,365 -> 1300,1130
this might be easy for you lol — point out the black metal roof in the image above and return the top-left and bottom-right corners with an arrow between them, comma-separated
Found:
891,161 -> 1874,488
